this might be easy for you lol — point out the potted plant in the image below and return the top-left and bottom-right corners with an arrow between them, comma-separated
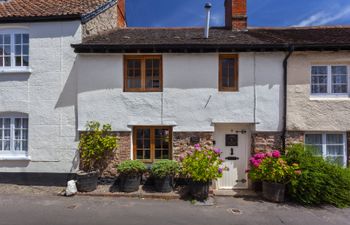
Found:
117,160 -> 147,193
151,160 -> 179,193
180,144 -> 224,200
248,150 -> 300,202
77,121 -> 118,192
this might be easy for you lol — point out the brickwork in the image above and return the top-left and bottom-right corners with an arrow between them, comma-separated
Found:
251,132 -> 283,154
225,0 -> 247,30
286,132 -> 305,146
173,132 -> 213,160
82,0 -> 126,39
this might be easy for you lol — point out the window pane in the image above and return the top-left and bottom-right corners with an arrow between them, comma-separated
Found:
145,59 -> 161,89
0,34 -> 3,45
4,45 -> 10,56
15,56 -> 21,67
4,57 -> 11,66
4,140 -> 10,150
326,145 -> 343,156
4,34 -> 10,44
15,130 -> 21,139
4,119 -> 10,128
15,34 -> 21,44
14,140 -> 21,151
220,57 -> 236,90
15,45 -> 21,55
155,150 -> 162,159
331,66 -> 348,94
23,119 -> 28,128
326,134 -> 343,144
23,45 -> 29,55
22,130 -> 28,140
144,150 -> 150,159
326,156 -> 344,166
22,34 -> 29,44
23,56 -> 29,67
22,141 -> 28,151
137,150 -> 143,159
305,134 -> 322,144
312,66 -> 327,75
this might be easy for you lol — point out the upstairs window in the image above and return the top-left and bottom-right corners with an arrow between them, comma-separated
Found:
311,65 -> 349,95
124,55 -> 162,92
0,115 -> 28,156
219,55 -> 239,92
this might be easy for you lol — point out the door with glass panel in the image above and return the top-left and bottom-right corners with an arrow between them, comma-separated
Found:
133,127 -> 172,162
305,133 -> 346,166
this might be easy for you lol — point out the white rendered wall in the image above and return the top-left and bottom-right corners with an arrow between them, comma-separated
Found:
0,21 -> 81,173
77,52 -> 284,133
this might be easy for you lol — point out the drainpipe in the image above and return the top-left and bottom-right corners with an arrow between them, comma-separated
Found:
282,46 -> 294,152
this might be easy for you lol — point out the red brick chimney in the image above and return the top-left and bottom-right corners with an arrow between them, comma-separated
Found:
117,0 -> 127,27
225,0 -> 247,30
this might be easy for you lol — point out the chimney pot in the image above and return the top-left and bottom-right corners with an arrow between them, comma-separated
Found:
225,0 -> 247,30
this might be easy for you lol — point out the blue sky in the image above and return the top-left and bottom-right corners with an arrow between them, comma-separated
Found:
126,0 -> 350,27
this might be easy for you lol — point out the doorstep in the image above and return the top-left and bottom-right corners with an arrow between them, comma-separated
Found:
76,185 -> 189,200
213,189 -> 260,197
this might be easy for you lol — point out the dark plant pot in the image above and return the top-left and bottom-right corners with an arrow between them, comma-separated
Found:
262,181 -> 286,203
189,180 -> 210,201
154,176 -> 173,193
252,181 -> 263,192
119,175 -> 141,193
76,171 -> 98,192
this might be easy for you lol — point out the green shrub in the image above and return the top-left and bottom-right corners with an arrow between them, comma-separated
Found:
180,144 -> 224,182
117,160 -> 147,176
286,144 -> 350,208
79,121 -> 119,172
151,160 -> 179,178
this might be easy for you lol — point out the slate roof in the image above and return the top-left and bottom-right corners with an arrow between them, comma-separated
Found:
0,0 -> 115,22
72,26 -> 350,53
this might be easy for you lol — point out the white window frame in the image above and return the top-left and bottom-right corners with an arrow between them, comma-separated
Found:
310,65 -> 350,97
0,113 -> 29,159
304,132 -> 347,167
0,28 -> 30,73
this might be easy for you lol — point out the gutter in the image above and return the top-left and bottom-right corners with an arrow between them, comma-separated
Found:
281,45 -> 294,152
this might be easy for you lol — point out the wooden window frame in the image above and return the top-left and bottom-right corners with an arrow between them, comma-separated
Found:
124,55 -> 163,92
133,126 -> 172,163
219,54 -> 239,92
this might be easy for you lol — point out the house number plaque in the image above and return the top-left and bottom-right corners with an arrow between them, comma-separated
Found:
225,134 -> 238,147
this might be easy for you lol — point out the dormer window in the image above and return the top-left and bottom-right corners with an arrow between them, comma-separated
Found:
0,29 -> 29,72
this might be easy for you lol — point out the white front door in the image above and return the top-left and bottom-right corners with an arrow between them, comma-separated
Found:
214,124 -> 250,189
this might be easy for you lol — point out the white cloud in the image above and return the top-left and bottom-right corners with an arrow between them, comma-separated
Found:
295,5 -> 350,26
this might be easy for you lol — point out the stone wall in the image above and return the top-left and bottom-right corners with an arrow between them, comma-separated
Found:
173,132 -> 213,159
286,131 -> 305,146
82,0 -> 126,39
251,132 -> 282,154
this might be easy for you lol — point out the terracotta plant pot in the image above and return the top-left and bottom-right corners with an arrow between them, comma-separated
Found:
119,175 -> 141,193
189,180 -> 210,200
76,171 -> 98,192
154,176 -> 173,193
262,181 -> 286,203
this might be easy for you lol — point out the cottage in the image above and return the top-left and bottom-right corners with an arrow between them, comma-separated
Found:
0,0 -> 349,189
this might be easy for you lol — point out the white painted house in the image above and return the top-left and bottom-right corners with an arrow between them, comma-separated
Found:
0,0 -> 349,188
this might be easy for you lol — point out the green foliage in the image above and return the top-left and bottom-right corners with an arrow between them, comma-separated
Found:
117,160 -> 147,176
79,121 -> 119,171
180,144 -> 224,182
151,160 -> 179,178
286,144 -> 350,208
258,157 -> 299,184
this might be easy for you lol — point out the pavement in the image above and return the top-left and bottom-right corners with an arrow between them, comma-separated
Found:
0,188 -> 350,225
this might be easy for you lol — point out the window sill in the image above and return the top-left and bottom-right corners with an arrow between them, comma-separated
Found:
310,95 -> 350,101
0,68 -> 32,74
0,155 -> 31,161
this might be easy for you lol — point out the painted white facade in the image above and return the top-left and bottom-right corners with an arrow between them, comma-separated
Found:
0,21 -> 81,173
76,53 -> 285,133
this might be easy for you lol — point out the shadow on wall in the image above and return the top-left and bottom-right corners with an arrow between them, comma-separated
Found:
0,161 -> 30,168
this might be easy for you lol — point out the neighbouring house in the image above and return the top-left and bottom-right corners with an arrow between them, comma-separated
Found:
0,0 -> 126,185
0,0 -> 349,189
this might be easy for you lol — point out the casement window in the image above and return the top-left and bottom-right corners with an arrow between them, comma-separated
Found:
305,133 -> 347,166
311,65 -> 349,96
0,116 -> 28,156
133,127 -> 172,162
0,30 -> 29,70
124,55 -> 162,92
219,54 -> 239,92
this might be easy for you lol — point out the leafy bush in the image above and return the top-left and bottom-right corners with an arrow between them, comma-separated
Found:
117,160 -> 147,176
286,144 -> 350,208
248,151 -> 300,184
79,121 -> 119,172
151,160 -> 179,178
179,144 -> 224,182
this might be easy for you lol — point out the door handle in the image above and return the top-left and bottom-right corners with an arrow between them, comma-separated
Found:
225,156 -> 239,160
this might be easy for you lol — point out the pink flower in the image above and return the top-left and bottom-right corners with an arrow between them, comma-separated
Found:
179,154 -> 185,161
254,153 -> 266,160
294,170 -> 302,175
194,144 -> 201,150
272,150 -> 281,158
214,148 -> 222,155
266,152 -> 272,158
